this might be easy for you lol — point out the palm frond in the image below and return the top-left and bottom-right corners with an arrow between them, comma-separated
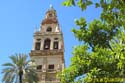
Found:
2,54 -> 38,83
2,67 -> 15,73
9,55 -> 18,65
2,62 -> 15,67
25,69 -> 39,83
2,70 -> 15,83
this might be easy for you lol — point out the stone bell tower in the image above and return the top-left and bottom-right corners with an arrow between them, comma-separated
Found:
30,5 -> 64,83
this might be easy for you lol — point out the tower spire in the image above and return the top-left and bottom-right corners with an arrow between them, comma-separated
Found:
50,4 -> 53,9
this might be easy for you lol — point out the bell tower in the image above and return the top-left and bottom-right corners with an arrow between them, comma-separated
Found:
30,5 -> 64,83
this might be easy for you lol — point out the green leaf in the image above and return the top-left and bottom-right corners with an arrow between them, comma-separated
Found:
95,3 -> 100,8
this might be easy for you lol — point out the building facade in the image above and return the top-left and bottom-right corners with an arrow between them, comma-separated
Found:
30,6 -> 64,83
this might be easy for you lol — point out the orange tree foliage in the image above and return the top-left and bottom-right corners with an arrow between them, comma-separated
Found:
59,0 -> 125,83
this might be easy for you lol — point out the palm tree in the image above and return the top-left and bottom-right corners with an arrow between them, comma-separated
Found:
2,54 -> 38,83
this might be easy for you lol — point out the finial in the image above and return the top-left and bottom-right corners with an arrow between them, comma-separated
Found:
50,4 -> 53,9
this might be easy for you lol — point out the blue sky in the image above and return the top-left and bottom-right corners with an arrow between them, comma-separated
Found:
0,0 -> 101,82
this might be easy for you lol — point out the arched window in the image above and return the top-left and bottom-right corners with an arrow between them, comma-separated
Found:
49,13 -> 52,17
53,41 -> 58,49
46,27 -> 52,32
44,39 -> 51,50
35,42 -> 41,50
